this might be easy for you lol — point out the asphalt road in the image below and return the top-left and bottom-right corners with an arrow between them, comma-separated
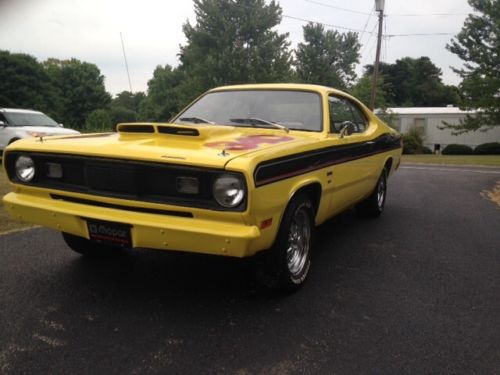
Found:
1,165 -> 499,374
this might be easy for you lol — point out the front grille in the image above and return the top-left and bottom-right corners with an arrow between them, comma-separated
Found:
50,194 -> 194,217
5,152 -> 247,211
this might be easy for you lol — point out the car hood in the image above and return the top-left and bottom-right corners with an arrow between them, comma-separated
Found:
6,123 -> 318,169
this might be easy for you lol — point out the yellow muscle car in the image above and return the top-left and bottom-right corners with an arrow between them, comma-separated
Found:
2,84 -> 402,291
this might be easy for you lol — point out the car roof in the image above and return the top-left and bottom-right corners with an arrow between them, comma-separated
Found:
0,108 -> 43,114
208,83 -> 345,96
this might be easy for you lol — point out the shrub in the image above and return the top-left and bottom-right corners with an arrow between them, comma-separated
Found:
442,144 -> 474,155
84,109 -> 113,133
474,142 -> 500,155
402,128 -> 424,154
421,146 -> 433,154
109,106 -> 137,125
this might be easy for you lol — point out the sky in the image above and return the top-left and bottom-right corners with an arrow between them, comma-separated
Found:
0,0 -> 473,96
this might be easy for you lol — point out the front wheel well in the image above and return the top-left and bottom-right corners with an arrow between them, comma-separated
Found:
384,157 -> 393,174
292,183 -> 322,215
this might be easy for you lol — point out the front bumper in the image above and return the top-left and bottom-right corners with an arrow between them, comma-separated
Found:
3,192 -> 261,257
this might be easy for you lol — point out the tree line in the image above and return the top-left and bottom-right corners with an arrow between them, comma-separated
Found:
0,0 -> 497,133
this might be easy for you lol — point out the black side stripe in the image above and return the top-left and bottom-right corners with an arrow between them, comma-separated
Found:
254,133 -> 401,187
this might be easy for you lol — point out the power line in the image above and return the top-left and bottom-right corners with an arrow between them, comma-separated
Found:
284,14 -> 456,38
282,14 -> 371,34
359,6 -> 375,43
230,1 -> 457,38
360,22 -> 379,56
304,0 -> 468,17
388,12 -> 468,17
304,0 -> 372,16
386,32 -> 455,37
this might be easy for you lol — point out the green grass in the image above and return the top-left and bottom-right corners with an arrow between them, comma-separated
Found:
402,154 -> 500,167
0,168 -> 34,234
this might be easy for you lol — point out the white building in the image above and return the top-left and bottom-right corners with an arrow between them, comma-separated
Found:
380,107 -> 500,152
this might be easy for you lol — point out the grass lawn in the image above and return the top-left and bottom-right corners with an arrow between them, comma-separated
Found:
401,154 -> 500,167
0,168 -> 34,234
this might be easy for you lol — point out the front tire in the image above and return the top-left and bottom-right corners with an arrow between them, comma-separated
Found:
356,167 -> 387,218
62,233 -> 123,257
255,193 -> 315,292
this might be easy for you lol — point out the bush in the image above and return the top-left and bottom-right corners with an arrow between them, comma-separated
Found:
402,128 -> 424,154
442,144 -> 474,155
84,109 -> 113,133
109,106 -> 137,124
421,146 -> 433,154
109,106 -> 138,131
474,142 -> 500,155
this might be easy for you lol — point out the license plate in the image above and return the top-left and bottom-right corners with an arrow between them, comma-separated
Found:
86,219 -> 132,247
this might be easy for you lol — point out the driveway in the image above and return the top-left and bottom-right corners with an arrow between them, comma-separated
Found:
1,165 -> 499,374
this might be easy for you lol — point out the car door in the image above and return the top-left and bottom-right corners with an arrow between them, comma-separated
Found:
327,94 -> 376,214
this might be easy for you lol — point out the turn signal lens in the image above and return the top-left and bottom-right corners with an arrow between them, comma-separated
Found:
177,177 -> 199,194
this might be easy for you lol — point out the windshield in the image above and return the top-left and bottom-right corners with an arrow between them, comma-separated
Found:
174,90 -> 323,132
4,112 -> 59,127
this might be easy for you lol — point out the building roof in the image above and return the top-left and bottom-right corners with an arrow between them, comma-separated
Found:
379,107 -> 475,115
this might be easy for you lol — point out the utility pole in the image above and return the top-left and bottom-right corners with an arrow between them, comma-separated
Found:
369,0 -> 385,111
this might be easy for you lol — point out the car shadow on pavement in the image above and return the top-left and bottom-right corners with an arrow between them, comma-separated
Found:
50,208 -> 382,307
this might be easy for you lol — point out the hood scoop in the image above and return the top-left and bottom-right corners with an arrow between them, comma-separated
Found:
117,123 -> 201,137
116,122 -> 235,140
117,124 -> 155,133
158,126 -> 199,136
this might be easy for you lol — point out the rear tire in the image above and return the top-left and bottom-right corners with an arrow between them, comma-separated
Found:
356,167 -> 387,218
255,193 -> 315,292
62,233 -> 123,257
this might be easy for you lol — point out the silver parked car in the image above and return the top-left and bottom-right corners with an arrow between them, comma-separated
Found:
0,108 -> 80,159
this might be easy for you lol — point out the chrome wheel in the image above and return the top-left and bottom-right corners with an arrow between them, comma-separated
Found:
377,172 -> 386,209
286,207 -> 311,277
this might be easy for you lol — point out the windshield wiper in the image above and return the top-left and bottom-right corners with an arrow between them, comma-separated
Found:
229,118 -> 289,132
179,116 -> 214,124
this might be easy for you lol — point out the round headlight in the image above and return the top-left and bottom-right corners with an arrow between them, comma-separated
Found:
15,155 -> 36,182
213,174 -> 245,208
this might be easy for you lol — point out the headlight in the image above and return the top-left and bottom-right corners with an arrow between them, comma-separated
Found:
213,174 -> 245,208
15,155 -> 36,182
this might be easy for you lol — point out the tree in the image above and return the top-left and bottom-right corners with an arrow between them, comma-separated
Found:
139,64 -> 185,121
84,109 -> 113,132
0,50 -> 59,118
178,0 -> 292,101
446,0 -> 500,132
295,23 -> 360,88
364,57 -> 460,107
349,75 -> 387,109
111,91 -> 146,114
43,58 -> 111,129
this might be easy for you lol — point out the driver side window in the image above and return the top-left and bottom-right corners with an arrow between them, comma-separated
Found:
329,95 -> 367,134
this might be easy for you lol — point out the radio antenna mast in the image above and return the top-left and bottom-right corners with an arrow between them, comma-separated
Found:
120,32 -> 133,92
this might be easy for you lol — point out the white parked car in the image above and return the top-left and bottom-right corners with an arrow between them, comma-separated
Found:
0,108 -> 80,159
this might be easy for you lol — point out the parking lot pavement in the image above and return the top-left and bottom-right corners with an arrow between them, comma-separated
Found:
0,166 -> 499,374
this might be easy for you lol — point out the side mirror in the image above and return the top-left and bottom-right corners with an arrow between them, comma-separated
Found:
0,121 -> 6,127
58,123 -> 64,127
339,121 -> 355,138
